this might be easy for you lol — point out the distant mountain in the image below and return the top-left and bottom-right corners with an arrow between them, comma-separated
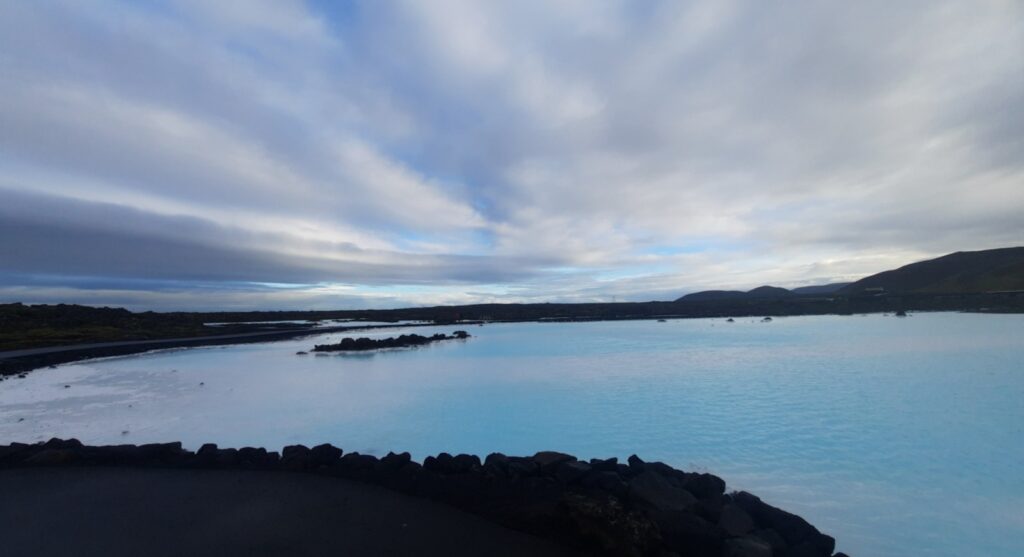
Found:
674,247 -> 1024,301
676,290 -> 747,302
746,286 -> 794,298
676,285 -> 794,302
790,282 -> 852,295
841,247 -> 1024,295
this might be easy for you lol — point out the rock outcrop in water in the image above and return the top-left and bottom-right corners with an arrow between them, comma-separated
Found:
312,331 -> 470,352
0,439 -> 844,556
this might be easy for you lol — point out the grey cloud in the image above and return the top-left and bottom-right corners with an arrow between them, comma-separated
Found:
0,190 -> 550,286
0,285 -> 413,312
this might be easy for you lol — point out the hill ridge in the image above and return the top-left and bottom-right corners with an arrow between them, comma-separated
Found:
675,247 -> 1024,301
840,246 -> 1024,294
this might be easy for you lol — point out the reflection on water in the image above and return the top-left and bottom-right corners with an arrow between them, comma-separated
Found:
1,313 -> 1022,557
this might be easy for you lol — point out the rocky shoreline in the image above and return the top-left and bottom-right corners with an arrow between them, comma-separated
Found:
0,439 -> 845,557
311,330 -> 471,352
0,323 -> 451,378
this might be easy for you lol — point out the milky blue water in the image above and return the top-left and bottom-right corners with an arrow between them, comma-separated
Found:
1,312 -> 1022,556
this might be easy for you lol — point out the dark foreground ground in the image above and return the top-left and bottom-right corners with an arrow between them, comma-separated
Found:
0,467 -> 577,557
0,439 -> 845,556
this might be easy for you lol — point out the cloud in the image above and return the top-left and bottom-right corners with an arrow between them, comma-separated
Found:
0,189 -> 547,285
0,1 -> 1021,309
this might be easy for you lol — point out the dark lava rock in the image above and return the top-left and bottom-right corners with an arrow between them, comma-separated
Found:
733,491 -> 835,556
452,453 -> 481,473
422,452 -> 446,472
506,457 -> 540,478
310,443 -> 343,467
281,444 -> 312,470
786,541 -> 832,557
693,494 -> 725,523
83,444 -> 142,465
723,536 -> 773,557
339,452 -> 378,470
313,331 -> 471,352
378,451 -> 411,472
588,456 -> 618,472
194,443 -> 219,466
483,452 -> 510,476
0,443 -> 32,465
484,452 -> 509,467
44,438 -> 84,451
580,471 -> 628,499
423,452 -> 457,473
560,492 -> 661,557
680,472 -> 726,500
555,460 -> 591,484
533,451 -> 576,474
24,449 -> 78,466
136,442 -> 187,465
237,447 -> 278,469
214,448 -> 239,467
719,504 -> 755,536
640,460 -> 677,479
752,528 -> 788,554
379,460 -> 422,493
629,470 -> 698,512
424,452 -> 478,474
627,454 -> 645,473
652,509 -> 726,555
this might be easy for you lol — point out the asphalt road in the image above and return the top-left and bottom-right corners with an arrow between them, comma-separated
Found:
0,324 -> 397,360
0,467 -> 578,557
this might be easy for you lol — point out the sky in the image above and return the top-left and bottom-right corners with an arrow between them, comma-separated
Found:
1,1 -> 1022,311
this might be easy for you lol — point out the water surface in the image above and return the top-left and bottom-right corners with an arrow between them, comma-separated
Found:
1,313 -> 1022,556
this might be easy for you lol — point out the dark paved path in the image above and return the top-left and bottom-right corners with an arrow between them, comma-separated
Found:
0,327 -> 357,360
0,467 -> 577,557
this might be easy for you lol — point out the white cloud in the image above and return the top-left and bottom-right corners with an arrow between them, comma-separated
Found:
0,0 -> 1021,309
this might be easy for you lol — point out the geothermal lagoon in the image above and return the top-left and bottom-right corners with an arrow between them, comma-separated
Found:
1,313 -> 1022,557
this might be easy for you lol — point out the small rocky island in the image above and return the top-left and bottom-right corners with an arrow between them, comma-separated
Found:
312,331 -> 470,352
